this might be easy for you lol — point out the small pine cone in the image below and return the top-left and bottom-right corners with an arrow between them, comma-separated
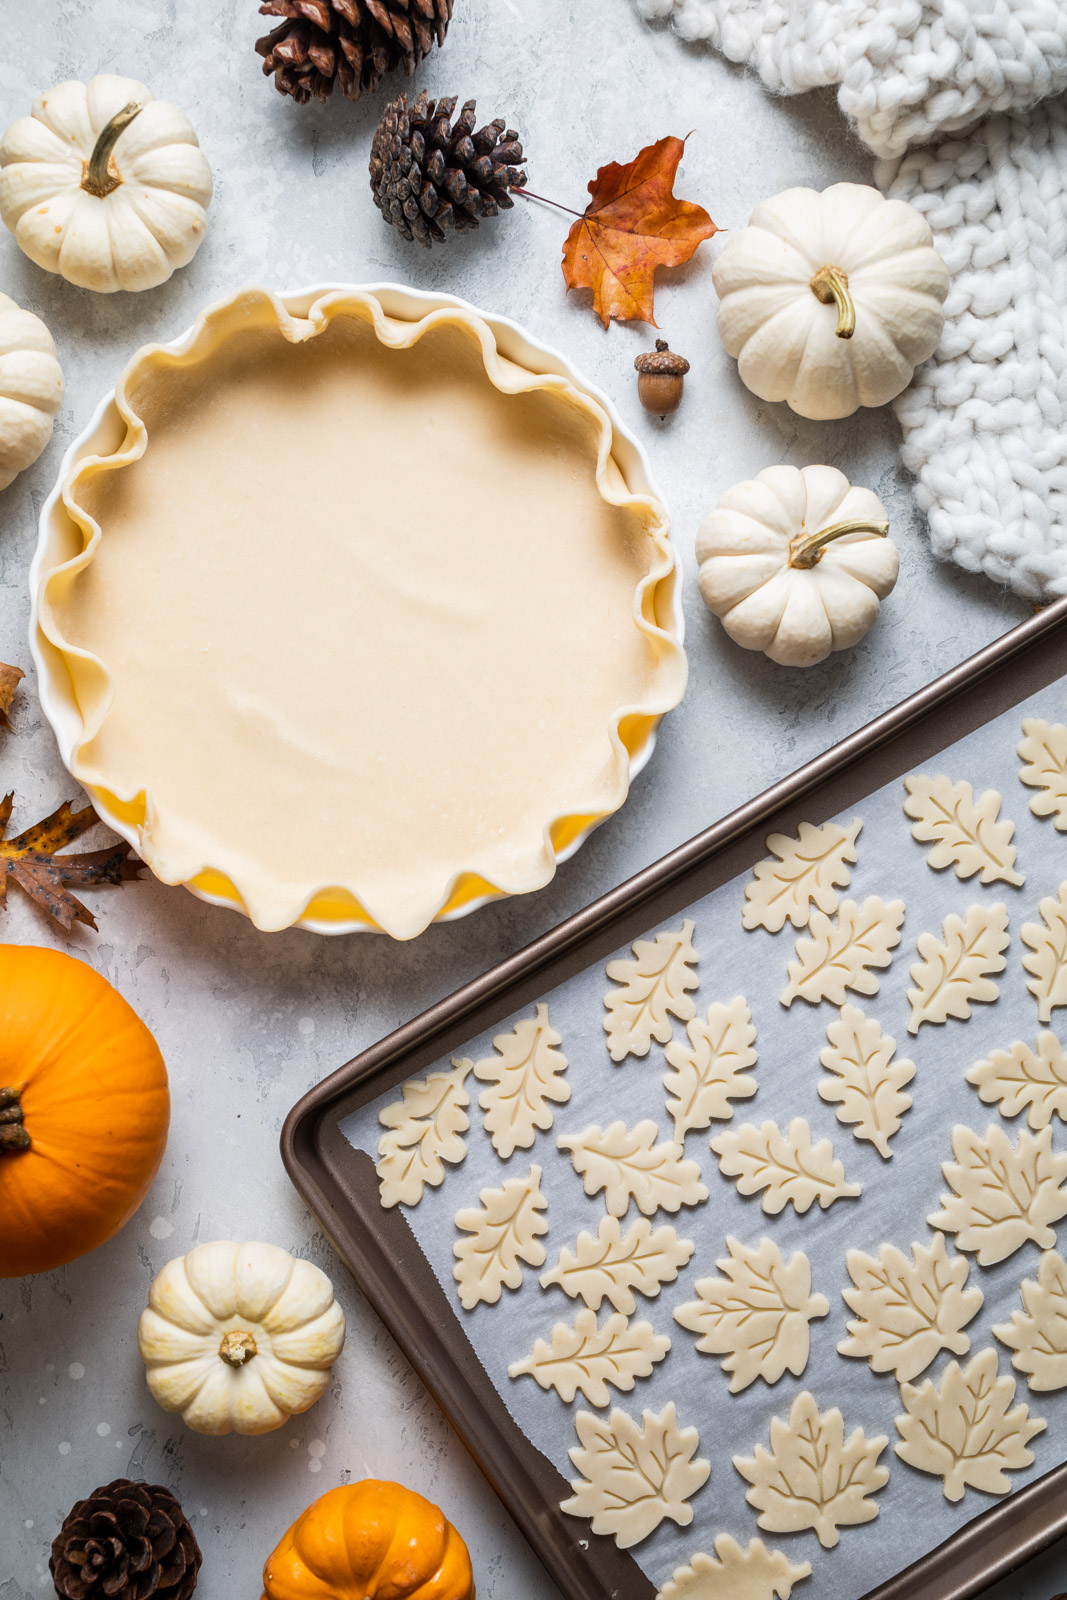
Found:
256,0 -> 453,106
369,89 -> 528,247
50,1478 -> 202,1600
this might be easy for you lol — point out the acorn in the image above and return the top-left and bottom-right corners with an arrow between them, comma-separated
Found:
634,340 -> 690,418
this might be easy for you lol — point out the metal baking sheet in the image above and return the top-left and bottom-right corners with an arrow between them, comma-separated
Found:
283,600 -> 1067,1600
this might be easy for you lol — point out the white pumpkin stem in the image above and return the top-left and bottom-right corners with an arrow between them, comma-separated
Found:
0,1084 -> 30,1152
218,1329 -> 258,1367
810,265 -> 856,340
789,517 -> 890,569
81,102 -> 144,200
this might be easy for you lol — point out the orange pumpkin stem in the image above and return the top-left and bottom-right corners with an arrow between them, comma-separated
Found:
0,1085 -> 30,1152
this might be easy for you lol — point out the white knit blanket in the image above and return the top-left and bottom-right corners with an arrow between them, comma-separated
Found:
637,0 -> 1067,599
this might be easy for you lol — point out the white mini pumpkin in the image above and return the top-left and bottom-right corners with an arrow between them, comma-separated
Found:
712,183 -> 949,420
137,1240 -> 346,1436
696,464 -> 898,667
0,293 -> 63,490
0,75 -> 212,294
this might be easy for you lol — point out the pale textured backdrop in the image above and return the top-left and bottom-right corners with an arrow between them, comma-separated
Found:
0,2 -> 1060,1597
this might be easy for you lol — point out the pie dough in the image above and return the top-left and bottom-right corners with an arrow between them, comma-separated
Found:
742,818 -> 862,933
993,1249 -> 1067,1391
817,1004 -> 914,1159
603,920 -> 699,1062
781,897 -> 905,1007
1021,883 -> 1067,1023
656,1536 -> 811,1600
928,1123 -> 1067,1266
966,1033 -> 1067,1130
907,903 -> 1009,1033
452,1164 -> 548,1309
710,1118 -> 861,1214
560,1401 -> 710,1549
376,1057 -> 471,1208
39,288 -> 686,939
903,774 -> 1023,886
838,1235 -> 983,1383
539,1215 -> 694,1313
663,997 -> 757,1140
558,1120 -> 709,1217
894,1348 -> 1046,1501
507,1308 -> 670,1405
1018,717 -> 1067,830
473,1003 -> 569,1159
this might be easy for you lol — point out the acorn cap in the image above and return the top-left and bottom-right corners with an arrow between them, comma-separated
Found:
634,340 -> 690,375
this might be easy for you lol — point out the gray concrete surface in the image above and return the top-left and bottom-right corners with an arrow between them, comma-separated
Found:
0,1 -> 1061,1596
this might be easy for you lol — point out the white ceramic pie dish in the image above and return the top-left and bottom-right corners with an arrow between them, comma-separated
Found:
29,282 -> 686,937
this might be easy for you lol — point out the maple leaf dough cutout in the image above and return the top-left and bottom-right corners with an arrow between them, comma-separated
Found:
1021,882 -> 1067,1023
1018,717 -> 1067,830
903,774 -> 1024,886
894,1348 -> 1046,1501
603,919 -> 699,1062
507,1308 -> 670,1406
817,1005 -> 915,1159
452,1164 -> 548,1310
376,1057 -> 472,1208
0,792 -> 142,931
472,1003 -> 570,1159
663,997 -> 757,1141
673,1235 -> 829,1393
0,662 -> 23,731
838,1234 -> 984,1384
560,1401 -> 710,1549
967,1032 -> 1067,1130
928,1123 -> 1067,1266
656,1535 -> 811,1600
993,1249 -> 1067,1391
733,1390 -> 889,1549
742,817 -> 862,934
540,1216 -> 694,1314
558,1120 -> 708,1217
781,896 -> 905,1008
711,1117 -> 861,1215
907,902 -> 1010,1033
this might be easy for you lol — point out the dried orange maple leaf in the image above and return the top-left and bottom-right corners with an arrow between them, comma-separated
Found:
562,135 -> 716,328
0,662 -> 24,731
0,793 -> 142,931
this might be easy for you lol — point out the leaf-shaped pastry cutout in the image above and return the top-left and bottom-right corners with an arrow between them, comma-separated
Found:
903,774 -> 1024,886
558,1120 -> 708,1217
993,1249 -> 1067,1391
561,1401 -> 710,1549
473,1003 -> 570,1159
966,1032 -> 1067,1129
603,920 -> 699,1062
894,1348 -> 1046,1501
1018,716 -> 1067,830
657,1535 -> 811,1600
817,1004 -> 914,1159
540,1216 -> 694,1313
452,1164 -> 548,1309
733,1391 -> 889,1549
711,1117 -> 861,1215
781,897 -> 905,1008
508,1308 -> 670,1405
376,1058 -> 472,1208
907,902 -> 1009,1033
838,1234 -> 983,1383
1021,883 -> 1067,1023
928,1123 -> 1067,1266
673,1236 -> 829,1393
664,997 -> 757,1140
743,818 -> 862,933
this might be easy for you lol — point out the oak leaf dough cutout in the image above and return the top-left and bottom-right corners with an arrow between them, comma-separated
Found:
928,1124 -> 1067,1266
781,896 -> 905,1007
376,1057 -> 471,1208
473,1003 -> 570,1159
452,1163 -> 548,1309
558,1120 -> 708,1217
656,1535 -> 811,1600
711,1118 -> 861,1215
993,1249 -> 1067,1392
1021,883 -> 1067,1024
967,1033 -> 1067,1130
663,996 -> 758,1141
733,1390 -> 889,1549
604,919 -> 700,1062
907,902 -> 1010,1033
894,1348 -> 1046,1501
540,1215 -> 694,1314
742,817 -> 862,933
838,1234 -> 983,1384
672,1235 -> 829,1392
817,1004 -> 914,1159
561,1401 -> 710,1549
508,1308 -> 670,1405
1018,717 -> 1067,830
903,774 -> 1023,886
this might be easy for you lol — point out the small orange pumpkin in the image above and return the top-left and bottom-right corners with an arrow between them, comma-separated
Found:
0,944 -> 169,1277
261,1481 -> 475,1600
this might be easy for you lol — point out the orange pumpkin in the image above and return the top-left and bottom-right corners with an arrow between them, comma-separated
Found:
262,1481 -> 475,1600
0,944 -> 169,1277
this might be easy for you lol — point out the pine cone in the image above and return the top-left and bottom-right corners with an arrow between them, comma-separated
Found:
369,90 -> 527,247
256,0 -> 453,105
50,1479 -> 202,1600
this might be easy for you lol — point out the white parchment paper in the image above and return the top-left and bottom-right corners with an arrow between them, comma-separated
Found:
342,674 -> 1067,1598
